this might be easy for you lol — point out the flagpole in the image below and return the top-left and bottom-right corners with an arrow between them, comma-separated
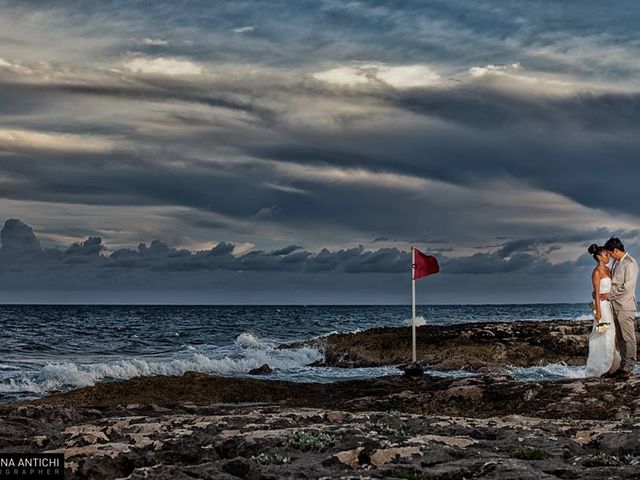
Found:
411,246 -> 417,363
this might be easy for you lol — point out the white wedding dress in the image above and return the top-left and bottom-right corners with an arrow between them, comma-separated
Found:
585,276 -> 621,377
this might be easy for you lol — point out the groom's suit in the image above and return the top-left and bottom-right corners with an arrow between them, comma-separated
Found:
609,252 -> 639,373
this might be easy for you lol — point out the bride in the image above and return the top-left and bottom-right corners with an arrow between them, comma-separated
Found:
585,244 -> 620,377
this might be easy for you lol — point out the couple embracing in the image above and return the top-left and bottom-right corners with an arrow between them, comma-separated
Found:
586,237 -> 638,380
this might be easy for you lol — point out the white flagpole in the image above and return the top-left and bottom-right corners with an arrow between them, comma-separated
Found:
411,246 -> 417,363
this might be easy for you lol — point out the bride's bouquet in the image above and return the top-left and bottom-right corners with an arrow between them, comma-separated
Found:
589,301 -> 610,333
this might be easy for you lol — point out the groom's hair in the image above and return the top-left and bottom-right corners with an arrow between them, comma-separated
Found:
604,237 -> 625,252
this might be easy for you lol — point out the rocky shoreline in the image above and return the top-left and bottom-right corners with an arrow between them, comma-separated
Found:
286,319 -> 592,371
3,319 -> 640,479
3,373 -> 640,479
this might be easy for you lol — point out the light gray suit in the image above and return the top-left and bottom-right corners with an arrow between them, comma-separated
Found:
609,252 -> 639,372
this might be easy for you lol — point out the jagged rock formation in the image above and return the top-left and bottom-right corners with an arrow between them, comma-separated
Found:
3,372 -> 640,479
286,320 -> 592,370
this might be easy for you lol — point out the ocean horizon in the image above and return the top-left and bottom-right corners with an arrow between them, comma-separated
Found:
0,301 -> 590,306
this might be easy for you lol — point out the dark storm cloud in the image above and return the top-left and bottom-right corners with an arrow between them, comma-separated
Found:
389,87 -> 640,132
494,230 -> 640,258
270,245 -> 303,256
239,84 -> 640,217
1,6 -> 639,225
44,81 -> 276,123
2,0 -> 640,302
0,218 -> 589,277
2,75 -> 639,257
2,218 -> 635,303
0,219 -> 406,276
441,251 -> 577,276
65,237 -> 104,258
209,241 -> 235,256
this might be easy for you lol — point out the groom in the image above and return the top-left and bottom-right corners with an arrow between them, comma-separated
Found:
602,237 -> 639,380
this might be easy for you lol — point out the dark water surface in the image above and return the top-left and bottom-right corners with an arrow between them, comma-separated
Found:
0,304 -> 593,403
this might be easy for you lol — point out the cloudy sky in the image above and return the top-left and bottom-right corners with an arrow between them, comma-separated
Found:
1,0 -> 639,304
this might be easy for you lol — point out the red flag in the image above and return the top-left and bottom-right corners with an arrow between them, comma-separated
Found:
412,247 -> 439,280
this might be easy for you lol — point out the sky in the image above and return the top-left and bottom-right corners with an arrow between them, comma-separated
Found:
1,0 -> 640,304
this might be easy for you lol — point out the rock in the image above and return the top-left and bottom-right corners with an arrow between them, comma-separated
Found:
523,388 -> 538,401
17,368 -> 640,422
325,411 -> 346,422
127,433 -> 155,449
598,432 -> 640,455
409,434 -> 477,448
249,364 -> 273,375
449,378 -> 482,388
334,447 -> 364,469
221,457 -> 251,477
7,321 -> 640,478
402,363 -> 425,377
151,405 -> 172,413
370,446 -> 422,466
64,425 -> 110,445
439,386 -> 484,404
283,320 -> 595,370
6,392 -> 640,479
615,408 -> 632,420
47,442 -> 132,459
572,430 -> 600,446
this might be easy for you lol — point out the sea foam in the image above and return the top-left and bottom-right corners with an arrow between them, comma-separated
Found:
508,362 -> 586,381
404,316 -> 427,326
0,332 -> 322,397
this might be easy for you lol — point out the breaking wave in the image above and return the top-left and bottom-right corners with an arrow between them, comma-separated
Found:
0,332 -> 322,398
404,316 -> 427,326
508,362 -> 586,381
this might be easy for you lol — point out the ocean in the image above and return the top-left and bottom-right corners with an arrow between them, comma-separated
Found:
0,304 -> 595,403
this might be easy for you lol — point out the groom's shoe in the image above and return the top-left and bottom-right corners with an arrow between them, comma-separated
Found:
601,370 -> 617,379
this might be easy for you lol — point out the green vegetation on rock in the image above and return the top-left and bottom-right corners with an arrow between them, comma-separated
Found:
284,430 -> 339,452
